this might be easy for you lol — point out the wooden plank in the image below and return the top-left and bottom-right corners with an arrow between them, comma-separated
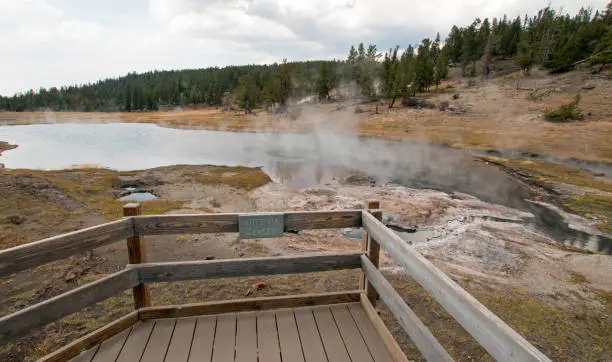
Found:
133,214 -> 239,236
256,311 -> 281,362
0,268 -> 139,344
68,345 -> 99,362
312,306 -> 351,362
188,316 -> 216,362
359,296 -> 408,362
365,210 -> 382,304
212,314 -> 236,362
361,256 -> 452,361
348,303 -> 394,362
284,210 -> 362,230
123,204 -> 151,309
116,320 -> 155,362
276,310 -> 305,362
0,218 -> 132,276
91,327 -> 132,362
139,291 -> 361,320
294,308 -> 327,362
140,319 -> 176,362
359,201 -> 380,286
235,313 -> 257,362
166,318 -> 197,362
40,311 -> 138,362
362,212 -> 551,362
136,252 -> 362,283
330,305 -> 374,362
132,210 -> 362,236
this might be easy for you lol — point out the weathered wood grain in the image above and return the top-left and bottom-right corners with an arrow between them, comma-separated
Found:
358,296 -> 408,362
330,305 -> 374,362
123,204 -> 151,310
135,252 -> 362,283
284,210 -> 362,230
165,318 -> 196,362
348,302 -> 394,362
140,319 -> 176,362
133,213 -> 239,235
365,207 -> 382,304
91,326 -> 132,362
362,211 -> 551,362
138,291 -> 361,320
256,311 -> 281,362
361,256 -> 452,361
276,310 -> 305,362
212,314 -> 236,362
116,321 -> 155,362
39,311 -> 138,362
235,312 -> 257,362
188,316 -> 216,362
294,308 -> 327,362
0,268 -> 139,344
131,210 -> 362,236
0,219 -> 132,277
311,306 -> 351,362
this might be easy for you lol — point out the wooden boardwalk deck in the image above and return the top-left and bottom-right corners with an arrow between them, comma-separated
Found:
69,303 -> 393,362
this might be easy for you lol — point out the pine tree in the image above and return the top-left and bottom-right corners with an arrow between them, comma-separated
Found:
415,38 -> 435,91
446,26 -> 464,63
434,47 -> 449,88
236,75 -> 259,113
315,62 -> 335,101
516,32 -> 534,74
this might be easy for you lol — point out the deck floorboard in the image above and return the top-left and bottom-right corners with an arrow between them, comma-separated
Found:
73,303 -> 393,362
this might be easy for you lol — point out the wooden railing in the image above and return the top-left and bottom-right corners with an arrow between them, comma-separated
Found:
0,203 -> 551,362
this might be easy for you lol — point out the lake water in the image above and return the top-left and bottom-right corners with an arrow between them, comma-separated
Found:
1,122 -> 610,253
0,122 -> 530,207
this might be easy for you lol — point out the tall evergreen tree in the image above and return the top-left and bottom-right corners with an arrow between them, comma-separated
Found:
315,62 -> 335,101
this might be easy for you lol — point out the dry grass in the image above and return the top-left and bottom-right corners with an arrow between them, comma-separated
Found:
383,273 -> 612,361
191,166 -> 271,191
482,157 -> 612,193
480,156 -> 612,232
0,141 -> 16,153
563,194 -> 612,233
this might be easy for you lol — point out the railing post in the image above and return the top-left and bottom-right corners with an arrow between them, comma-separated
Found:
123,203 -> 151,309
360,200 -> 382,304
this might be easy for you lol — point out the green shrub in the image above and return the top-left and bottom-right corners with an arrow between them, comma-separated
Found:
544,95 -> 585,123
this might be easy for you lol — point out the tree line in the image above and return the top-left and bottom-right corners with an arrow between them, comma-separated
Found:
1,3 -> 609,113
446,2 -> 611,75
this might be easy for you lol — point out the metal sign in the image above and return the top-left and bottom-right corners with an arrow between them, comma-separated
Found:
238,213 -> 284,239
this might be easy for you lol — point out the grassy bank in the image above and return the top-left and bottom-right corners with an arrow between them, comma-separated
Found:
481,156 -> 612,233
0,141 -> 16,153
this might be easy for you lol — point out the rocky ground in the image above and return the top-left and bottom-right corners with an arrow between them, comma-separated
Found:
0,165 -> 610,361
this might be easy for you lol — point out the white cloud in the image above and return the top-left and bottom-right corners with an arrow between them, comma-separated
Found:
0,0 -> 608,95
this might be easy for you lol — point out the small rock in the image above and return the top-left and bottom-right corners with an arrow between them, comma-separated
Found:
205,255 -> 215,260
239,253 -> 245,257
8,215 -> 24,225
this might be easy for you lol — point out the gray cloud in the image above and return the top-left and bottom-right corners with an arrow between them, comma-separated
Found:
0,0 -> 608,95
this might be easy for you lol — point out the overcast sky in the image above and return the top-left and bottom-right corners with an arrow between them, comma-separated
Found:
0,0 -> 608,95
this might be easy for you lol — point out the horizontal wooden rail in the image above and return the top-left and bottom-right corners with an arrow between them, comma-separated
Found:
132,210 -> 362,236
361,211 -> 551,362
0,219 -> 133,277
134,252 -> 362,283
361,255 -> 453,361
0,268 -> 139,344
